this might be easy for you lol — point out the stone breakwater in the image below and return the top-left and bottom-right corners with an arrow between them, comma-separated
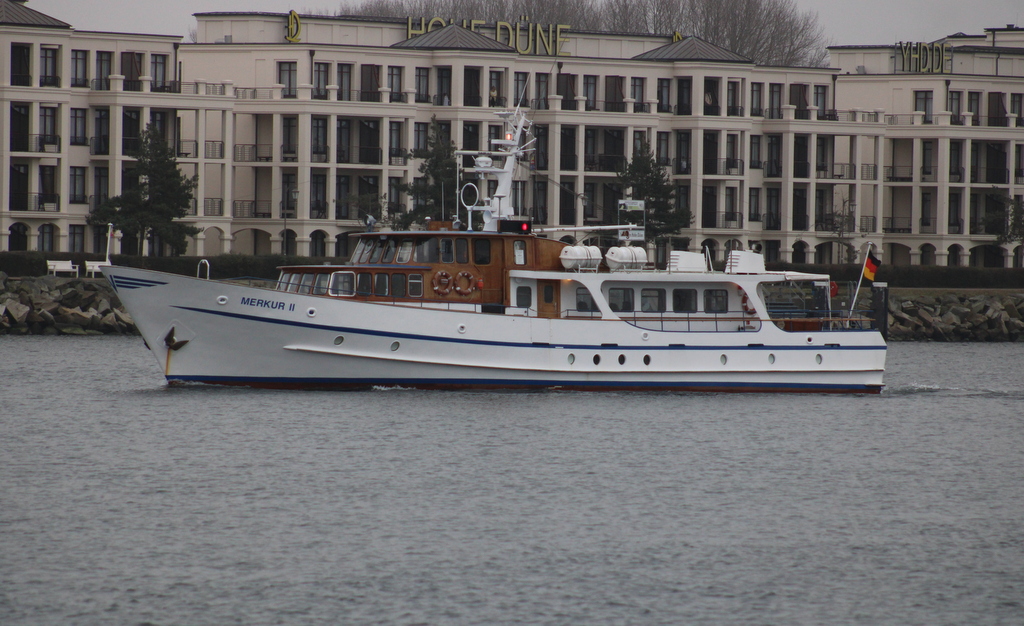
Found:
0,273 -> 136,335
886,292 -> 1024,342
2,273 -> 1023,341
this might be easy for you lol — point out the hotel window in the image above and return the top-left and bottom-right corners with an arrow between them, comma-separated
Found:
675,185 -> 689,214
768,83 -> 783,118
677,77 -> 692,115
120,52 -> 143,90
489,70 -> 504,106
40,47 -> 59,87
435,67 -> 451,104
150,54 -> 168,90
413,122 -> 428,152
948,90 -> 962,116
725,187 -> 737,219
337,63 -> 352,100
631,76 -> 645,106
71,50 -> 88,87
40,107 -> 58,145
1011,93 -> 1022,120
750,82 -> 763,116
656,132 -> 670,166
387,66 -> 402,101
750,135 -> 762,168
313,62 -> 330,99
727,81 -> 740,115
278,61 -> 297,97
633,130 -> 647,155
38,224 -> 55,252
535,72 -> 549,109
10,43 -> 30,86
414,67 -> 429,102
69,225 -> 85,253
70,109 -> 87,145
70,167 -> 87,203
748,188 -> 761,221
657,78 -> 671,112
703,77 -> 720,115
915,90 -> 933,123
583,75 -> 598,110
514,71 -> 529,107
96,51 -> 112,90
814,85 -> 828,117
967,91 -> 981,124
336,175 -> 350,218
282,117 -> 298,159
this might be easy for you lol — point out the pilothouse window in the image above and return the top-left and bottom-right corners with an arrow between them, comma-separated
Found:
312,274 -> 330,295
473,239 -> 491,264
329,271 -> 355,296
440,238 -> 455,263
415,238 -> 439,262
513,240 -> 527,265
380,239 -> 396,263
396,239 -> 414,263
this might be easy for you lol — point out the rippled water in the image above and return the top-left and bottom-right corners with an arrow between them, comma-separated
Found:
2,337 -> 1023,624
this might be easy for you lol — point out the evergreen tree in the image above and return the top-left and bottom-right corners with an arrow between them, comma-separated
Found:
615,139 -> 689,244
395,117 -> 458,230
89,124 -> 199,255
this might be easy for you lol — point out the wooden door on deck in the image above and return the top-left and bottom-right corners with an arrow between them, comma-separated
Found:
537,280 -> 560,318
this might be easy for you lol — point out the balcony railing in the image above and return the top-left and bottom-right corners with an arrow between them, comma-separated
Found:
726,105 -> 744,116
947,219 -> 964,234
204,198 -> 224,217
91,78 -> 110,91
814,214 -> 856,232
764,161 -> 783,178
359,90 -> 382,103
674,104 -> 692,115
69,193 -> 88,204
674,158 -> 691,175
859,216 -> 877,233
816,163 -> 855,179
312,143 -> 330,163
311,87 -> 329,100
794,109 -> 812,120
861,164 -> 878,180
205,141 -> 224,159
920,166 -> 937,182
883,217 -> 913,233
792,213 -> 809,231
70,134 -> 89,147
233,143 -> 272,161
282,144 -> 298,162
702,211 -> 744,229
335,202 -> 351,220
949,167 -> 965,183
235,88 -> 274,99
919,217 -> 937,234
433,94 -> 451,106
174,140 -> 197,158
232,200 -> 272,218
122,137 -> 140,154
763,213 -> 782,230
584,154 -> 625,172
389,148 -> 407,166
793,161 -> 810,178
337,147 -> 351,163
414,92 -> 431,104
30,134 -> 61,152
560,153 -> 577,170
150,81 -> 181,93
885,166 -> 913,182
359,146 -> 382,165
90,137 -> 110,155
7,193 -> 60,212
633,102 -> 650,113
464,95 -> 482,107
703,158 -> 744,176
309,201 -> 329,219
11,74 -> 31,86
1016,169 -> 1024,185
603,101 -> 626,113
39,75 -> 61,87
183,200 -> 197,216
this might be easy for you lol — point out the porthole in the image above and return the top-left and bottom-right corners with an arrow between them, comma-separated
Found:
334,336 -> 345,345
643,355 -> 651,366
457,324 -> 467,334
593,354 -> 601,365
390,341 -> 400,351
216,295 -> 228,305
567,353 -> 575,365
618,354 -> 626,365
641,332 -> 649,341
720,354 -> 728,365
816,354 -> 823,364
768,353 -> 775,364
806,336 -> 814,344
307,307 -> 317,317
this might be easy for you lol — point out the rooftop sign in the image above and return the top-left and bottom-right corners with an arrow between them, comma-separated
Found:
895,41 -> 951,73
407,17 -> 570,56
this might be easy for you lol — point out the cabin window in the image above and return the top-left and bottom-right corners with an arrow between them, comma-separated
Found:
704,289 -> 728,313
456,238 -> 469,263
513,240 -> 527,265
329,271 -> 355,296
576,287 -> 596,312
351,240 -> 370,263
473,239 -> 491,264
312,273 -> 330,295
368,240 -> 384,264
374,273 -> 389,296
408,274 -> 423,297
396,239 -> 414,263
415,237 -> 439,262
672,289 -> 698,312
392,273 -> 407,297
543,285 -> 555,304
641,288 -> 666,312
298,273 -> 316,294
356,272 -> 372,295
277,273 -> 293,291
440,238 -> 455,263
380,239 -> 397,263
516,286 -> 532,308
608,288 -> 634,312
288,275 -> 303,293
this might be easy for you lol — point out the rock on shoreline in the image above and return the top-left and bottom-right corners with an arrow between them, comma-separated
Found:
2,272 -> 1023,341
0,272 -> 136,336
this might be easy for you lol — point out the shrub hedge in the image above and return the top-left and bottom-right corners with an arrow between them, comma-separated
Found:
3,252 -> 1024,288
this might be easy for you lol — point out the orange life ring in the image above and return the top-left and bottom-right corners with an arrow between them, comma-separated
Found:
741,293 -> 757,316
453,271 -> 477,296
431,271 -> 453,295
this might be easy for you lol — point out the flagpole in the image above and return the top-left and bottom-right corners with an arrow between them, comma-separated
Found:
849,241 -> 874,317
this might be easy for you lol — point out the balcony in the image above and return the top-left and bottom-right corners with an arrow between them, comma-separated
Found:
949,167 -> 965,183
204,198 -> 224,217
232,200 -> 272,218
703,210 -> 744,229
859,216 -> 877,233
151,81 -> 181,93
11,74 -> 31,86
8,193 -> 60,212
89,195 -> 109,210
765,108 -> 784,120
122,137 -> 141,154
71,77 -> 89,88
312,87 -> 329,100
464,95 -> 482,107
726,105 -> 744,116
750,106 -> 764,117
310,201 -> 329,219
389,92 -> 407,103
884,166 -> 913,182
282,144 -> 298,162
414,92 -> 431,104
792,213 -> 809,231
970,216 -> 1006,236
763,213 -> 781,230
30,134 -> 61,152
816,109 -> 840,121
335,202 -> 351,220
794,109 -> 812,120
359,90 -> 382,103
814,214 -> 855,232
673,158 -> 691,175
282,87 -> 297,99
39,75 -> 61,87
703,158 -> 744,176
91,78 -> 110,91
764,161 -> 783,178
947,219 -> 964,234
69,193 -> 88,204
584,154 -> 625,172
432,94 -> 451,106
882,217 -> 912,233
90,137 -> 110,155
175,140 -> 197,158
1016,169 -> 1024,185
388,148 -> 407,166
793,161 -> 810,178
183,200 -> 197,216
674,104 -> 692,115
604,101 -> 626,113
560,153 -> 578,171
657,102 -> 672,113
70,134 -> 89,147
920,166 -> 937,183
816,163 -> 855,179
358,146 -> 382,165
311,143 -> 330,163
633,102 -> 650,113
205,141 -> 224,159
233,143 -> 272,161
236,88 -> 274,99
861,164 -> 878,180
919,217 -> 937,234
336,147 -> 351,164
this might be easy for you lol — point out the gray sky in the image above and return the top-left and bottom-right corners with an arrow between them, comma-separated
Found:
27,0 -> 1024,46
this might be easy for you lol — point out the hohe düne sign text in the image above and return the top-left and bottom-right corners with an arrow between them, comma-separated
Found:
407,17 -> 571,56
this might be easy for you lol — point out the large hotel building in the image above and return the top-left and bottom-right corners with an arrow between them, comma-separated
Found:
2,0 -> 1023,266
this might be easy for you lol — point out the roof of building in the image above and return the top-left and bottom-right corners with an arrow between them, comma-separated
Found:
0,0 -> 70,29
392,23 -> 515,52
633,35 -> 751,63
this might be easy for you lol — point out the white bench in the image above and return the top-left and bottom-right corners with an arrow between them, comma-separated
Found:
47,260 -> 79,276
85,260 -> 112,278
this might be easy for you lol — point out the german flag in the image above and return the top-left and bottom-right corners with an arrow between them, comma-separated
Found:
863,251 -> 880,283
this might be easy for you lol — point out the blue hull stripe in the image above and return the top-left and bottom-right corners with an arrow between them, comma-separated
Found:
173,305 -> 886,353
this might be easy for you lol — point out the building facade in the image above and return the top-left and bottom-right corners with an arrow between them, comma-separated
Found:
3,0 -> 1023,265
